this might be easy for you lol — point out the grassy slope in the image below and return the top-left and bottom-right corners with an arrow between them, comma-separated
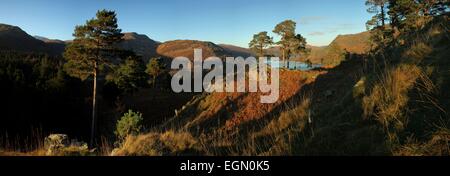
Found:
113,16 -> 449,156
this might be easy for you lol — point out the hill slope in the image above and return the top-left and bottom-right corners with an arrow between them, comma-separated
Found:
0,24 -> 59,55
118,32 -> 159,60
157,40 -> 232,61
265,31 -> 370,64
331,31 -> 371,54
113,16 -> 449,156
219,44 -> 254,58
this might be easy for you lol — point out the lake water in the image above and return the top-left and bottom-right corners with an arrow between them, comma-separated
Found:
266,60 -> 322,71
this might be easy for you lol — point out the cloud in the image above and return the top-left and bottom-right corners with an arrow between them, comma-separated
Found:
306,23 -> 357,37
299,16 -> 327,25
328,23 -> 356,32
308,32 -> 325,36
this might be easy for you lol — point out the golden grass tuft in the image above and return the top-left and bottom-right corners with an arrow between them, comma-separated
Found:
363,64 -> 422,132
402,42 -> 433,64
112,130 -> 199,156
394,129 -> 450,156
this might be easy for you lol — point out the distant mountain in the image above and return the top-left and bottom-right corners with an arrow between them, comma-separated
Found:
266,46 -> 281,57
219,44 -> 254,57
265,31 -> 370,64
0,23 -> 60,55
0,24 -> 66,55
118,32 -> 160,61
1,24 -> 162,59
1,23 -> 369,65
330,31 -> 371,54
34,35 -> 66,55
34,36 -> 66,44
157,40 -> 232,61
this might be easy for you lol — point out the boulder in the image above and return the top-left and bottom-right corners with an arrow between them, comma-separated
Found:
44,134 -> 91,156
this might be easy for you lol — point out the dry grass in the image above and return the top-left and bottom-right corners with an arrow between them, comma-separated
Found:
363,64 -> 422,134
112,130 -> 199,156
402,42 -> 433,64
257,97 -> 310,137
120,93 -> 312,156
0,128 -> 45,155
394,128 -> 450,156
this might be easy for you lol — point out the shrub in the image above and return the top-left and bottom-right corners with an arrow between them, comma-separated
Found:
115,110 -> 143,141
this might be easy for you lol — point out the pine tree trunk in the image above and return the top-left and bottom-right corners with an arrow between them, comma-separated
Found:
380,4 -> 386,42
381,4 -> 385,27
282,49 -> 286,68
260,46 -> 263,57
285,50 -> 290,69
90,61 -> 98,147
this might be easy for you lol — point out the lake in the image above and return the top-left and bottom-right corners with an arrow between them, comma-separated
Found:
266,60 -> 322,71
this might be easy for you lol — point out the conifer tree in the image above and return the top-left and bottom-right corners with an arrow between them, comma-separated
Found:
249,31 -> 273,57
366,0 -> 389,30
64,9 -> 124,146
273,20 -> 296,62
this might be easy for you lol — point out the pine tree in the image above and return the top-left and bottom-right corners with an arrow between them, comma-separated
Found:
366,0 -> 389,30
108,57 -> 146,93
273,20 -> 296,62
388,0 -> 421,34
248,31 -> 273,57
63,9 -> 124,146
419,0 -> 449,16
287,34 -> 308,61
146,57 -> 165,88
366,0 -> 391,49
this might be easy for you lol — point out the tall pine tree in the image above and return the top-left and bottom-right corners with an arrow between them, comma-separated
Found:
366,0 -> 390,49
366,0 -> 389,30
273,20 -> 296,62
64,10 -> 124,146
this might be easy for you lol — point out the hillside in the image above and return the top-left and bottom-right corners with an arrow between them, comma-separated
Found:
330,31 -> 371,54
118,32 -> 160,61
0,24 -> 61,55
113,16 -> 449,156
219,44 -> 254,57
314,31 -> 370,65
34,36 -> 66,54
264,31 -> 370,64
34,36 -> 66,44
157,40 -> 232,61
306,46 -> 326,62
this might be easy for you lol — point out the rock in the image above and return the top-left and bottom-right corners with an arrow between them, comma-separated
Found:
44,134 -> 69,152
44,134 -> 91,156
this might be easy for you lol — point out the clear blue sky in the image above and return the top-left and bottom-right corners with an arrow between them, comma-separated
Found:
0,0 -> 370,47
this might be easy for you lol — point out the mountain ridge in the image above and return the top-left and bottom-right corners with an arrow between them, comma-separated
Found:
0,23 -> 370,64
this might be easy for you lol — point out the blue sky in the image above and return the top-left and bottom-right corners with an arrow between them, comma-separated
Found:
0,0 -> 370,47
